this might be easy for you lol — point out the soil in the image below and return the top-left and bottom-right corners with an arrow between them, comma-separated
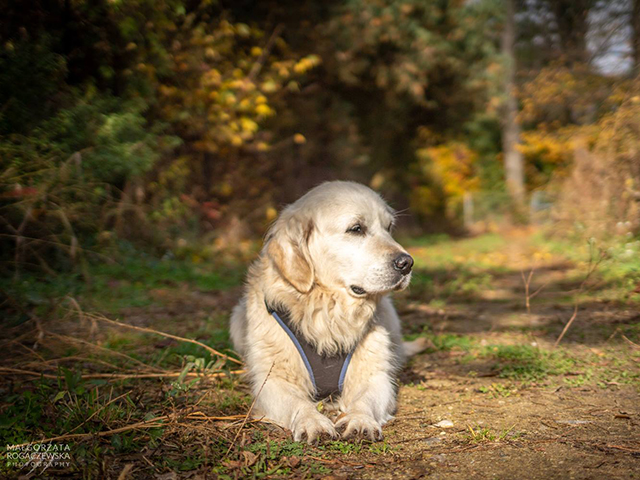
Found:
5,231 -> 639,479
130,232 -> 640,479
322,235 -> 640,479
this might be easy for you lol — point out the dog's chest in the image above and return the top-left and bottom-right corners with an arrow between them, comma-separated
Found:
267,303 -> 354,401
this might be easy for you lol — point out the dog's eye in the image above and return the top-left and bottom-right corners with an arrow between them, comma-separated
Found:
387,223 -> 393,232
347,224 -> 364,235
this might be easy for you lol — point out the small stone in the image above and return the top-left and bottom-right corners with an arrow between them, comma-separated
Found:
433,419 -> 454,428
422,437 -> 442,446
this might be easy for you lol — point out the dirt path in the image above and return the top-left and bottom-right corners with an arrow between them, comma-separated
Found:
3,231 -> 638,479
114,231 -> 639,479
334,231 -> 640,479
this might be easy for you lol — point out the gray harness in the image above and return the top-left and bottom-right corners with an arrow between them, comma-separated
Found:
265,301 -> 354,401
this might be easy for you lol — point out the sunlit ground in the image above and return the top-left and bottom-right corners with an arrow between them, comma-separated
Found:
1,228 -> 639,478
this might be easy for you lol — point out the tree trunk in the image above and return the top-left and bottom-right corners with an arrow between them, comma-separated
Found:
633,0 -> 640,72
502,0 -> 525,208
548,0 -> 590,65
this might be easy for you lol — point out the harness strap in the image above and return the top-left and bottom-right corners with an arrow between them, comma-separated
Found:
266,301 -> 353,401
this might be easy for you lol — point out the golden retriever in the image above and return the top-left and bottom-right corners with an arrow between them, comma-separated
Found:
230,181 -> 423,443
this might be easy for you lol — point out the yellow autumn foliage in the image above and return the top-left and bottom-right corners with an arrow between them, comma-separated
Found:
419,144 -> 479,195
518,125 -> 600,189
255,104 -> 274,117
240,117 -> 259,134
412,142 -> 479,218
293,55 -> 322,74
155,17 -> 321,170
519,63 -> 614,127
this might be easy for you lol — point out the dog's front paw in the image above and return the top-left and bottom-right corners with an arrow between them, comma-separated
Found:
291,411 -> 338,444
335,413 -> 383,441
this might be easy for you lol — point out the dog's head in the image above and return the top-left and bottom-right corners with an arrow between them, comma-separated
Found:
266,181 -> 413,297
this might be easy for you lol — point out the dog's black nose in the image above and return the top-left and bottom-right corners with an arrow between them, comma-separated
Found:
393,253 -> 414,275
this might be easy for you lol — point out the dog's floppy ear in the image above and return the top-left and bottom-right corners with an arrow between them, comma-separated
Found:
266,214 -> 315,293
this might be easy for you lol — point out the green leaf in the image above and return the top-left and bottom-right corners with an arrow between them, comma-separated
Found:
52,391 -> 67,403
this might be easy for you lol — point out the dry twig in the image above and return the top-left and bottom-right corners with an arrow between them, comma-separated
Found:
84,312 -> 242,365
64,391 -> 132,436
521,267 -> 550,314
621,334 -> 640,349
47,332 -> 165,372
248,25 -> 284,82
554,245 -> 606,347
10,410 -> 254,449
0,366 -> 244,380
521,268 -> 534,314
11,416 -> 170,448
226,362 -> 274,456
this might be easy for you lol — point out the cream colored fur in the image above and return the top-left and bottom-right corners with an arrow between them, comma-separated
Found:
230,181 -> 419,443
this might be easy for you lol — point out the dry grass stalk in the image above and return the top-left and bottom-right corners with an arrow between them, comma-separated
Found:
11,412 -> 255,449
28,355 -> 123,371
186,412 -> 248,421
11,416 -> 170,448
47,332 -> 165,372
521,269 -> 534,314
85,312 -> 242,366
0,366 -> 244,380
64,391 -> 132,436
521,267 -> 550,315
117,464 -> 134,480
554,247 -> 606,347
621,334 -> 640,349
226,362 -> 274,456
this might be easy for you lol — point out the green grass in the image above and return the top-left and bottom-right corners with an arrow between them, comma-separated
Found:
400,233 -> 452,248
403,233 -> 507,262
323,440 -> 363,455
245,437 -> 307,459
87,253 -> 244,312
597,368 -> 640,388
165,454 -> 206,472
401,233 -> 510,302
482,344 -> 577,382
2,248 -> 246,324
564,369 -> 594,387
465,424 -> 517,443
430,333 -> 476,352
369,440 -> 395,455
474,344 -> 637,388
530,231 -> 640,303
407,330 -> 476,353
409,333 -> 588,384
478,383 -> 517,398
411,234 -> 508,270
409,270 -> 494,301
219,435 -> 331,478
1,243 -> 253,477
0,374 -> 166,477
3,229 -> 639,478
408,333 -> 581,383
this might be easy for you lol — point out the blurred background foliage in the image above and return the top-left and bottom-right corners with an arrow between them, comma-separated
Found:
1,0 -> 639,275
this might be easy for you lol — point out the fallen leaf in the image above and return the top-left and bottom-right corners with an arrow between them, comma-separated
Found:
432,420 -> 454,428
242,450 -> 258,467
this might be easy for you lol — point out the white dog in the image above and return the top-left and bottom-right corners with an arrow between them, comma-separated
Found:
230,181 -> 423,443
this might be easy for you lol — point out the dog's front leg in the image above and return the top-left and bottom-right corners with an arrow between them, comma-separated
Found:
253,376 -> 338,443
336,326 -> 397,441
